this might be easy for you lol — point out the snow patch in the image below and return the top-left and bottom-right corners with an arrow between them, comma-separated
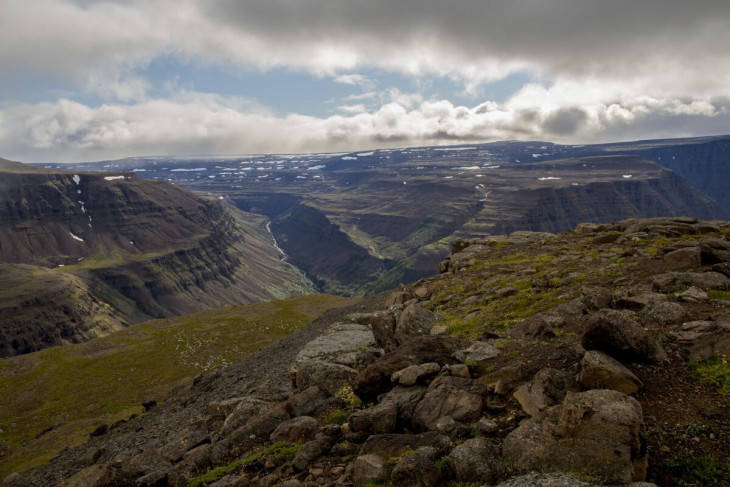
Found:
69,232 -> 84,242
170,168 -> 206,172
341,156 -> 357,160
72,175 -> 80,185
452,166 -> 480,171
622,174 -> 633,178
538,177 -> 561,181
307,165 -> 326,170
104,176 -> 125,181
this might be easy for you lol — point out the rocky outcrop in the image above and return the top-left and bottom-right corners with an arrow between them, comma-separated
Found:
17,217 -> 730,487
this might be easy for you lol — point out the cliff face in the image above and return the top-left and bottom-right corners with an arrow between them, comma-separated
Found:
0,159 -> 315,357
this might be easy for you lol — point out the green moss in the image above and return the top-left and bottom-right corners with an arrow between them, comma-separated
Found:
663,454 -> 730,487
185,442 -> 300,487
690,356 -> 730,395
708,290 -> 730,301
323,409 -> 349,425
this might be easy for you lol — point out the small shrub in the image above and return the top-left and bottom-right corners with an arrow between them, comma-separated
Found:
323,409 -> 349,425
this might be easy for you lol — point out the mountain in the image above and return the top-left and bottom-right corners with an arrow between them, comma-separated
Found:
39,136 -> 729,296
0,159 -> 315,357
10,217 -> 730,486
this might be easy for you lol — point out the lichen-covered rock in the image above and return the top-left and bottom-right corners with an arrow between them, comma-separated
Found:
347,310 -> 399,352
581,310 -> 667,363
353,335 -> 465,402
350,454 -> 388,486
269,416 -> 319,444
390,447 -> 443,487
663,246 -> 702,270
412,375 -> 488,432
513,368 -> 577,416
446,437 -> 501,484
638,299 -> 690,329
453,341 -> 501,365
394,305 -> 439,345
579,350 -> 643,394
349,400 -> 397,435
391,362 -> 440,386
670,320 -> 730,361
502,389 -> 647,484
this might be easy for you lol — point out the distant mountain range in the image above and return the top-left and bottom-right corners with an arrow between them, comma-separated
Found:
39,135 -> 730,295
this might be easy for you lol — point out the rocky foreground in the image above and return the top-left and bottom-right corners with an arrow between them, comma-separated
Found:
7,217 -> 730,486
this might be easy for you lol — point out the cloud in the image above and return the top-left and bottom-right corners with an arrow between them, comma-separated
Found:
2,88 -> 728,162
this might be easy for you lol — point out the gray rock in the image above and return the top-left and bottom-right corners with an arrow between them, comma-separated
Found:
390,447 -> 443,487
454,341 -> 501,365
349,400 -> 397,435
208,475 -> 248,487
507,314 -> 559,339
295,324 -> 376,365
513,368 -> 577,417
269,416 -> 319,444
220,397 -> 272,438
670,320 -> 730,361
495,472 -> 594,487
1,473 -> 27,487
413,286 -> 433,301
353,335 -> 465,402
285,386 -> 340,418
225,403 -> 290,445
663,246 -> 702,270
579,350 -> 643,394
347,310 -> 399,352
502,389 -> 647,484
391,362 -> 440,386
677,286 -> 709,303
291,432 -> 339,472
294,359 -> 358,396
581,309 -> 667,363
394,305 -> 439,345
652,271 -> 730,293
159,427 -> 209,463
412,375 -> 488,432
478,364 -> 525,396
350,454 -> 388,486
473,417 -> 499,435
447,437 -> 500,484
638,299 -> 690,329
378,385 -> 428,431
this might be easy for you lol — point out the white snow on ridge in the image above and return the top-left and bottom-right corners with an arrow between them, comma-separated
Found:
72,175 -> 80,185
170,168 -> 206,172
308,165 -> 326,170
341,156 -> 357,160
69,232 -> 84,242
104,176 -> 125,181
452,166 -> 480,171
622,174 -> 633,178
538,177 -> 561,181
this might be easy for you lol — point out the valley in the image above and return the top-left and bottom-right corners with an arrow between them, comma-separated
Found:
43,136 -> 730,296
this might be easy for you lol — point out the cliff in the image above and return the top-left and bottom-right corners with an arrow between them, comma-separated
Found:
0,159 -> 315,357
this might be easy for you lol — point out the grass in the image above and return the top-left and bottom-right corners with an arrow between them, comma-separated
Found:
0,294 -> 354,477
663,454 -> 730,487
690,355 -> 730,395
185,441 -> 300,487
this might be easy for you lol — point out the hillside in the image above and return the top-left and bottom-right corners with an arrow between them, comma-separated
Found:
11,216 -> 729,487
40,136 -> 730,296
0,159 -> 315,357
0,294 -> 355,478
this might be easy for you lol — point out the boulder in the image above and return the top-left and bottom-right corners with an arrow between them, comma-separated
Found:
159,427 -> 210,463
581,310 -> 667,363
225,403 -> 290,445
413,286 -> 433,301
220,398 -> 273,438
412,375 -> 488,432
479,364 -> 526,396
394,305 -> 439,345
347,310 -> 399,352
613,290 -> 667,311
663,247 -> 702,270
390,447 -> 443,487
391,362 -> 440,386
353,335 -> 465,402
453,341 -> 501,367
293,360 -> 358,396
291,430 -> 341,472
637,299 -> 690,329
360,432 -> 451,459
377,385 -> 428,431
676,286 -> 709,303
578,350 -> 643,394
294,323 -> 378,369
350,454 -> 388,486
494,473 -> 595,486
513,368 -> 577,417
652,271 -> 730,293
208,476 -> 248,487
119,449 -> 171,482
349,400 -> 397,435
446,437 -> 501,484
269,416 -> 319,444
285,386 -> 341,418
507,314 -> 559,339
669,320 -> 730,361
502,389 -> 647,484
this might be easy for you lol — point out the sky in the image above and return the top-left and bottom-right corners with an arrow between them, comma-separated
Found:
0,0 -> 729,163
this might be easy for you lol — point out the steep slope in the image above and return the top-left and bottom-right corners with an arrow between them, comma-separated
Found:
15,217 -> 730,487
0,159 -> 315,357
